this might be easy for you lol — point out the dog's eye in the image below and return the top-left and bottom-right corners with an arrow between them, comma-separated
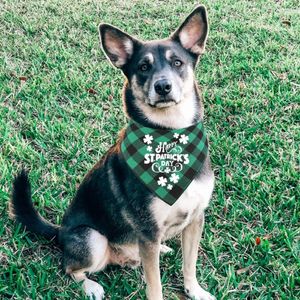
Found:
173,60 -> 183,67
139,63 -> 150,72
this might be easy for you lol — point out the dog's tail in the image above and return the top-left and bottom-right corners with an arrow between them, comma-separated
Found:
9,170 -> 59,241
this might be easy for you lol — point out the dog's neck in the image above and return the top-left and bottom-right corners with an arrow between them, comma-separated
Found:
123,82 -> 203,130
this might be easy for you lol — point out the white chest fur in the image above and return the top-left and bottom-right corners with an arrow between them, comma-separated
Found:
151,174 -> 215,241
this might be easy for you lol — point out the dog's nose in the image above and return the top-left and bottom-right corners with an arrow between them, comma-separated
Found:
154,79 -> 172,96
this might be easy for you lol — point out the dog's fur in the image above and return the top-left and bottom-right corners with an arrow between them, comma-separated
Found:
10,6 -> 216,300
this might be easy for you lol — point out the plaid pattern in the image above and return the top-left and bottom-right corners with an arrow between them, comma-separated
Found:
121,120 -> 208,205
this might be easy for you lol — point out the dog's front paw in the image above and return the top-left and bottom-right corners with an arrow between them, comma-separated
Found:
160,244 -> 173,254
185,283 -> 215,300
83,279 -> 105,300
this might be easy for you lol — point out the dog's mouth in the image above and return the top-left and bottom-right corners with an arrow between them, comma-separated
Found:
148,99 -> 178,109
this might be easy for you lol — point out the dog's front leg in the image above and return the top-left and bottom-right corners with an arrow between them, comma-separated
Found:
182,213 -> 216,300
139,239 -> 163,300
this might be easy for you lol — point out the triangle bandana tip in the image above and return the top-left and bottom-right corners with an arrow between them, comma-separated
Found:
121,120 -> 208,205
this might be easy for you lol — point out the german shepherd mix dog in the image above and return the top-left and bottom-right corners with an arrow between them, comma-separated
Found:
10,5 -> 216,300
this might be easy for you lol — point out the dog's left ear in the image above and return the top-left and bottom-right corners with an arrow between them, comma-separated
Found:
171,5 -> 209,56
99,24 -> 139,68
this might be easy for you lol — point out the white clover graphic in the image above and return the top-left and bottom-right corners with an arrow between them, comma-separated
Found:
173,133 -> 179,139
179,134 -> 189,145
157,176 -> 167,187
170,173 -> 180,184
167,184 -> 173,190
146,146 -> 152,152
143,134 -> 153,144
165,167 -> 171,174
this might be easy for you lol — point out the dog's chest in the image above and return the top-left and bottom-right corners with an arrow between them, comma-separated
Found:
150,174 -> 214,240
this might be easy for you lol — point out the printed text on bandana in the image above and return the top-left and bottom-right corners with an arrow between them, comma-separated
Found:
142,133 -> 190,190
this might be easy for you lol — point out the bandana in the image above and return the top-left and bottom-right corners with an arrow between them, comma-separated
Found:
121,120 -> 208,205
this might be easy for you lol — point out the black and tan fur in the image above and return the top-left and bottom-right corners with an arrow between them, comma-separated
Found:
10,6 -> 216,300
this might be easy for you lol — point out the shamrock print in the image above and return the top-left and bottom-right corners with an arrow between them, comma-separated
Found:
143,134 -> 153,144
170,173 -> 180,184
179,134 -> 189,144
147,146 -> 152,152
167,184 -> 173,190
157,176 -> 167,187
164,167 -> 171,174
173,133 -> 179,139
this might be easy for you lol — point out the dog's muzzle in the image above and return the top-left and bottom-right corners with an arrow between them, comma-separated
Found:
149,99 -> 177,108
154,79 -> 172,96
148,78 -> 180,108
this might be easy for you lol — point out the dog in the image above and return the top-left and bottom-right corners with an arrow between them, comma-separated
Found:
10,5 -> 216,300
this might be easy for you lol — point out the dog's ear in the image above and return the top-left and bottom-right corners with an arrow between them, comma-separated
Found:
99,24 -> 138,68
171,5 -> 208,56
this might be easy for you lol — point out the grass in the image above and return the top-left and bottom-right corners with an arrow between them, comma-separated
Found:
0,0 -> 299,299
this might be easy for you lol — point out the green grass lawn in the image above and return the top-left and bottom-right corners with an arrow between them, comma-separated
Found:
1,0 -> 299,299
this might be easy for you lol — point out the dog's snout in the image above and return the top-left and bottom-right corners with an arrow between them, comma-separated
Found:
154,79 -> 172,96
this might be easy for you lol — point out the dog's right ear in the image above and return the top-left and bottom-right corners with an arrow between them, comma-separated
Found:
99,24 -> 138,68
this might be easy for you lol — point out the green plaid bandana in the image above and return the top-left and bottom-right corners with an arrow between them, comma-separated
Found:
121,120 -> 208,205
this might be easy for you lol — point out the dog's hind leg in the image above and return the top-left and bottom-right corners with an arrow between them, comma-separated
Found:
160,244 -> 173,254
71,271 -> 105,300
62,226 -> 110,300
182,213 -> 216,300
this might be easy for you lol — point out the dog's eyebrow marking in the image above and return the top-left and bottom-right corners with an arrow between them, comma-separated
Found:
144,53 -> 154,64
165,50 -> 173,60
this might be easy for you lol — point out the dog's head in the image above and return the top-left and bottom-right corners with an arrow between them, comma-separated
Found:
99,6 -> 208,125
